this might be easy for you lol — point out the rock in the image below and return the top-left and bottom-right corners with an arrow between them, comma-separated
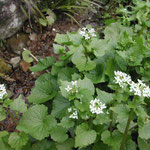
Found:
10,56 -> 21,68
29,33 -> 38,41
0,58 -> 12,74
0,0 -> 26,40
7,33 -> 29,55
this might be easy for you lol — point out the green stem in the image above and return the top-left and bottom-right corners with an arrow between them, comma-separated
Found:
5,107 -> 17,124
109,110 -> 113,136
119,109 -> 134,150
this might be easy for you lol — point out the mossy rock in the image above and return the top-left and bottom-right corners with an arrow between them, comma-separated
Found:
0,58 -> 12,74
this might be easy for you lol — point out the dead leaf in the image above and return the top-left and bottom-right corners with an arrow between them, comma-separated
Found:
20,61 -> 31,72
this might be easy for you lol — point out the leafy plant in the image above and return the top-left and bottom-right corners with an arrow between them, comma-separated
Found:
117,0 -> 150,28
38,0 -> 102,24
1,1 -> 150,149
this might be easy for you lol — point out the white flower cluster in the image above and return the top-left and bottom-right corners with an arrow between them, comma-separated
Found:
114,71 -> 150,98
89,98 -> 106,115
79,27 -> 96,40
68,107 -> 78,119
114,71 -> 132,88
130,79 -> 150,97
65,81 -> 78,94
0,84 -> 7,99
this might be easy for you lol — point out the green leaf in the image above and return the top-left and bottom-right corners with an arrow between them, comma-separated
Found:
8,132 -> 28,150
115,54 -> 127,71
127,46 -> 143,66
56,138 -> 74,150
31,140 -> 56,150
101,130 -> 122,150
39,18 -> 47,26
74,100 -> 89,112
104,22 -> 133,46
17,105 -> 57,140
139,120 -> 150,140
10,95 -> 27,113
117,120 -> 136,133
0,131 -> 9,138
93,113 -> 110,125
91,39 -> 109,57
51,125 -> 68,143
85,58 -> 105,84
134,105 -> 148,121
22,50 -> 34,63
72,50 -> 96,71
68,44 -> 84,55
67,32 -> 82,45
59,117 -> 74,129
0,138 -> 12,150
105,58 -> 118,81
57,67 -> 76,82
138,137 -> 150,150
54,34 -> 69,44
46,9 -> 56,25
93,141 -> 111,150
111,104 -> 130,123
51,93 -> 70,119
124,139 -> 137,150
96,88 -> 114,104
53,44 -> 66,54
75,123 -> 97,148
30,56 -> 55,72
78,77 -> 95,96
0,108 -> 6,121
28,73 -> 57,104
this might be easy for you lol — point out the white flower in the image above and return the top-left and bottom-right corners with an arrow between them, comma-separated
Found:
71,81 -> 78,87
79,27 -> 96,40
68,107 -> 78,119
84,34 -> 90,40
88,28 -> 95,34
143,86 -> 150,98
65,81 -> 78,94
68,108 -> 72,112
114,71 -> 150,98
89,98 -> 106,115
130,80 -> 150,98
114,71 -> 132,88
130,81 -> 141,96
0,84 -> 7,99
91,33 -> 96,37
82,27 -> 87,31
65,85 -> 72,92
79,30 -> 86,36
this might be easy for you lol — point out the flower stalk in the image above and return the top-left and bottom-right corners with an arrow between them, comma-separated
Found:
119,109 -> 134,150
109,110 -> 113,136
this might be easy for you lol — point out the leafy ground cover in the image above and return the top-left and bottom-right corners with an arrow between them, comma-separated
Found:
1,0 -> 150,149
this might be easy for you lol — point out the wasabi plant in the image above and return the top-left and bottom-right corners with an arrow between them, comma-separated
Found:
1,1 -> 150,149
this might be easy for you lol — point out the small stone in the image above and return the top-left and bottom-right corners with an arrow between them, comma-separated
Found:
10,56 -> 21,68
52,28 -> 56,31
25,27 -> 32,33
29,33 -> 37,41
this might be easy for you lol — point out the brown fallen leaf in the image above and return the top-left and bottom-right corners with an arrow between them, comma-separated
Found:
20,61 -> 31,72
0,73 -> 15,82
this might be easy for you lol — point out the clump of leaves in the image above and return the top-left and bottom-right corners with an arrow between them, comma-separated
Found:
1,1 -> 150,149
117,0 -> 150,28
